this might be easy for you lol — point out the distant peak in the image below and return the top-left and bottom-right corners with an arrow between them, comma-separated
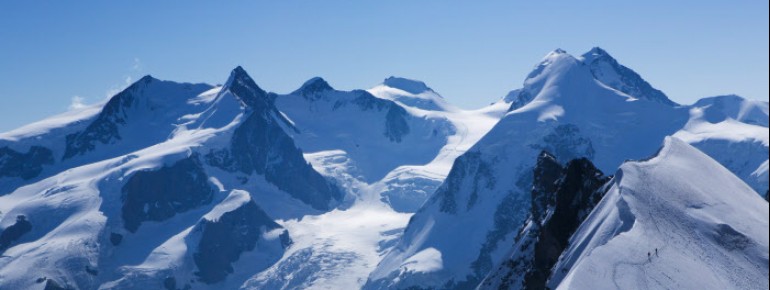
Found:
225,66 -> 261,90
537,150 -> 558,163
540,49 -> 574,63
293,77 -> 334,96
121,75 -> 157,91
578,47 -> 677,106
701,94 -> 745,102
382,76 -> 433,94
587,46 -> 608,56
138,75 -> 155,83
229,66 -> 251,82
223,66 -> 269,109
525,49 -> 579,80
542,49 -> 569,59
581,47 -> 615,64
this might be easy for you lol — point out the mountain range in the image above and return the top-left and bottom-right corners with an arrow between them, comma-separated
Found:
0,47 -> 767,290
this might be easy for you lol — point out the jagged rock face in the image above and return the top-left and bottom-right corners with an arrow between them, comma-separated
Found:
61,76 -> 212,161
207,105 -> 342,211
531,124 -> 595,164
43,279 -> 70,290
531,152 -> 563,223
384,102 -> 410,142
225,67 -> 273,113
193,200 -> 285,284
432,151 -> 496,214
508,90 -> 535,112
349,91 -> 411,142
582,47 -> 677,106
63,77 -> 152,159
121,155 -> 214,232
239,110 -> 342,209
293,77 -> 334,100
480,153 -> 610,290
0,215 -> 32,253
205,69 -> 342,211
523,158 -> 610,290
0,146 -> 54,180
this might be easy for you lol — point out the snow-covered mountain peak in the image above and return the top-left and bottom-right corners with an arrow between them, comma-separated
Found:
221,66 -> 271,110
523,49 -> 583,84
382,76 -> 435,95
368,77 -> 454,111
579,47 -> 677,106
691,94 -> 769,127
580,46 -> 610,63
549,136 -> 769,289
550,48 -> 568,55
511,50 -> 602,112
292,77 -> 334,97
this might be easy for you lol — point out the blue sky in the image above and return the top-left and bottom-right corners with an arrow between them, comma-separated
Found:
1,1 -> 768,132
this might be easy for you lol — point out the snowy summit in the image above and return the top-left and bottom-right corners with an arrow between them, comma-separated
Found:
0,48 -> 767,290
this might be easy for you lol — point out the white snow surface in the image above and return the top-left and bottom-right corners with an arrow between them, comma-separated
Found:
368,77 -> 457,112
549,137 -> 769,290
1,48 -> 768,290
674,96 -> 769,195
366,49 -> 768,289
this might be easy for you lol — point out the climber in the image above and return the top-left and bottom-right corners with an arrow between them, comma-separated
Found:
655,248 -> 658,257
648,252 -> 651,262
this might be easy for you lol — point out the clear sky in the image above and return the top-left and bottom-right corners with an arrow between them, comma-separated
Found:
1,1 -> 768,132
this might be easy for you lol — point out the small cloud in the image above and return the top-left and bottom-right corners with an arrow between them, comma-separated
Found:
104,58 -> 142,98
132,57 -> 142,71
69,96 -> 87,110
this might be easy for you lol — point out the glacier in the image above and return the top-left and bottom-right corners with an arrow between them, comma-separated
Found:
0,47 -> 767,290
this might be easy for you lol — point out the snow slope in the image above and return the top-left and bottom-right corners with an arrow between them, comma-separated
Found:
272,76 -> 508,213
0,67 -> 343,290
368,77 -> 457,112
366,81 -> 509,212
364,46 -> 768,289
365,49 -> 691,289
674,95 -> 769,196
549,137 -> 768,290
0,77 -> 214,191
1,47 -> 767,290
274,77 -> 455,184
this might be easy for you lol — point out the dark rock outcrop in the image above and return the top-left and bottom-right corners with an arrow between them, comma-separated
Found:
430,151 -> 496,215
206,67 -> 342,211
0,215 -> 32,252
0,146 -> 54,180
63,76 -> 154,159
121,155 -> 214,232
43,279 -> 71,290
292,77 -> 334,100
530,152 -> 563,223
193,200 -> 287,284
62,76 -> 211,160
349,91 -> 411,143
480,152 -> 611,290
523,156 -> 610,290
109,232 -> 123,246
582,47 -> 677,106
